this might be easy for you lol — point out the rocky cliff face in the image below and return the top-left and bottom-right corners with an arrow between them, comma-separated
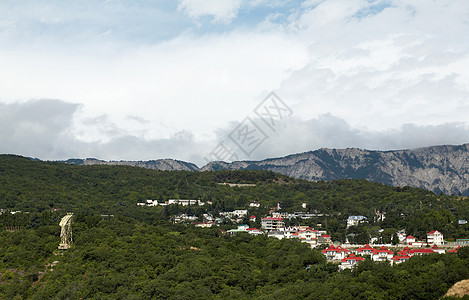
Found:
64,158 -> 199,171
201,144 -> 469,195
64,144 -> 469,195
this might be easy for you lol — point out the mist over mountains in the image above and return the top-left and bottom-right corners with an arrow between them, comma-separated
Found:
64,143 -> 469,196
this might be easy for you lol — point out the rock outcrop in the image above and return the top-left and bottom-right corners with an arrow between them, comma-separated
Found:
201,144 -> 469,195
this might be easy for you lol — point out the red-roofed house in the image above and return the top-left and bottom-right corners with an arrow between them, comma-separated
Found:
391,255 -> 411,265
294,228 -> 319,248
354,244 -> 375,255
397,246 -> 411,256
340,254 -> 365,270
319,234 -> 332,244
430,244 -> 445,254
322,245 -> 350,260
427,231 -> 444,245
405,235 -> 416,244
261,217 -> 285,231
249,215 -> 256,222
371,246 -> 394,262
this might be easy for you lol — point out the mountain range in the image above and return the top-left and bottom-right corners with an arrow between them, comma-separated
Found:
64,143 -> 469,195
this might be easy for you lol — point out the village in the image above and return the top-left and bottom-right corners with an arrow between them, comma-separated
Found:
137,198 -> 466,270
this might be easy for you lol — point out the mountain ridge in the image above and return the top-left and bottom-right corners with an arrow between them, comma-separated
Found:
61,143 -> 469,195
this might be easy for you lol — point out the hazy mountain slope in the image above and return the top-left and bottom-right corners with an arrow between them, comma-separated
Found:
202,144 -> 469,195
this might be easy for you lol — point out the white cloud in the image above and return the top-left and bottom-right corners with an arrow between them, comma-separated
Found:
178,0 -> 242,24
278,0 -> 469,131
0,30 -> 308,143
1,0 -> 469,163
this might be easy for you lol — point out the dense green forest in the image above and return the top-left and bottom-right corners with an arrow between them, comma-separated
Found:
1,154 -> 469,299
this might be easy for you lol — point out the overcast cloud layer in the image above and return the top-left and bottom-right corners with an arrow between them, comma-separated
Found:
1,0 -> 468,166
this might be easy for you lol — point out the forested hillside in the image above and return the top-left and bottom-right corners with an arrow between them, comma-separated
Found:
1,155 -> 468,240
1,154 -> 469,299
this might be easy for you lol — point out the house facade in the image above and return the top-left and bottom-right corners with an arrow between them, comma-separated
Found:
404,235 -> 416,244
261,217 -> 285,231
354,244 -> 375,256
371,246 -> 394,262
340,254 -> 365,270
391,255 -> 411,265
292,228 -> 318,248
427,230 -> 444,245
322,245 -> 350,260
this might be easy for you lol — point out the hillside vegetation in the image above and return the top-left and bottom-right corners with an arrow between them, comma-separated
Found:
1,155 -> 469,299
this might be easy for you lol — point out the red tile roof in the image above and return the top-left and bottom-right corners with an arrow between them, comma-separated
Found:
341,253 -> 365,262
427,230 -> 441,235
409,248 -> 435,254
335,246 -> 350,252
374,246 -> 393,254
355,244 -> 375,252
322,245 -> 350,253
448,246 -> 461,253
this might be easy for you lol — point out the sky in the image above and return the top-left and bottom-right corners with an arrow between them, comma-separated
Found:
1,0 -> 469,166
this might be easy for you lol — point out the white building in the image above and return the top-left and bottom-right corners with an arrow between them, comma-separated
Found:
246,228 -> 263,236
427,230 -> 444,245
370,246 -> 394,262
249,201 -> 261,208
346,216 -> 367,228
321,245 -> 350,260
227,224 -> 250,235
167,199 -> 205,206
339,254 -> 365,270
172,214 -> 198,223
267,231 -> 285,239
291,227 -> 319,248
232,210 -> 248,217
430,244 -> 446,254
396,230 -> 407,243
194,222 -> 214,228
404,235 -> 416,244
391,255 -> 411,265
261,217 -> 285,231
